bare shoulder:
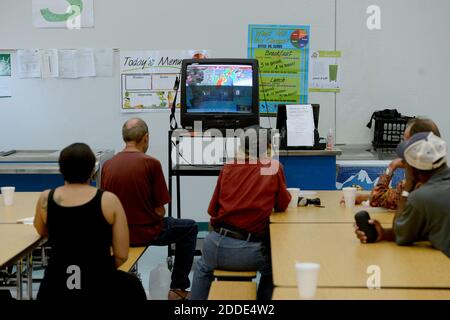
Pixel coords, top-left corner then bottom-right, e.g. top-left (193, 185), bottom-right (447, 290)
top-left (39, 189), bottom-right (51, 205)
top-left (102, 190), bottom-right (120, 203)
top-left (101, 191), bottom-right (123, 211)
top-left (100, 191), bottom-right (122, 224)
top-left (40, 189), bottom-right (51, 197)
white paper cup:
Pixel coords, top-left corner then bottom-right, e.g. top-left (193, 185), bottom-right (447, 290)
top-left (287, 188), bottom-right (300, 208)
top-left (342, 187), bottom-right (357, 208)
top-left (1, 187), bottom-right (15, 206)
top-left (295, 262), bottom-right (320, 299)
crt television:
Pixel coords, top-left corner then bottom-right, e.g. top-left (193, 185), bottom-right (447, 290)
top-left (180, 59), bottom-right (260, 131)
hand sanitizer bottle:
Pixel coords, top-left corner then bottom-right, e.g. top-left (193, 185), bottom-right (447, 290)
top-left (326, 128), bottom-right (334, 150)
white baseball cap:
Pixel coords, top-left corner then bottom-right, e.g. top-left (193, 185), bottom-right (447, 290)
top-left (396, 132), bottom-right (447, 170)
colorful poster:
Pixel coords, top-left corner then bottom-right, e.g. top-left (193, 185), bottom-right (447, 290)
top-left (120, 50), bottom-right (210, 113)
top-left (32, 0), bottom-right (94, 29)
top-left (309, 51), bottom-right (341, 92)
top-left (248, 25), bottom-right (310, 115)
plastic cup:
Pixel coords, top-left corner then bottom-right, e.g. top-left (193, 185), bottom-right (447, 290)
top-left (342, 187), bottom-right (357, 208)
top-left (287, 188), bottom-right (300, 208)
top-left (1, 187), bottom-right (15, 206)
top-left (295, 262), bottom-right (320, 299)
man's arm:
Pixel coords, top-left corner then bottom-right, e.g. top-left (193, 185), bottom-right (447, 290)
top-left (355, 174), bottom-right (409, 243)
top-left (207, 173), bottom-right (222, 217)
top-left (354, 220), bottom-right (396, 243)
top-left (369, 159), bottom-right (404, 209)
top-left (390, 165), bottom-right (426, 246)
top-left (274, 164), bottom-right (291, 212)
top-left (154, 206), bottom-right (166, 218)
top-left (150, 160), bottom-right (171, 216)
top-left (356, 164), bottom-right (420, 244)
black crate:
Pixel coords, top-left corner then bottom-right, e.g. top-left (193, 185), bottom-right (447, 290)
top-left (372, 116), bottom-right (412, 149)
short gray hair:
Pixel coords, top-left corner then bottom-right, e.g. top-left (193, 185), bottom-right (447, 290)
top-left (122, 118), bottom-right (148, 142)
top-left (239, 126), bottom-right (272, 159)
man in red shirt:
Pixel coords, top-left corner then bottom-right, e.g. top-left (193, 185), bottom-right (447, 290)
top-left (101, 118), bottom-right (198, 300)
top-left (190, 127), bottom-right (291, 300)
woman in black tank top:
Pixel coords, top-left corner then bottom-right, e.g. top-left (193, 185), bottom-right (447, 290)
top-left (34, 143), bottom-right (146, 300)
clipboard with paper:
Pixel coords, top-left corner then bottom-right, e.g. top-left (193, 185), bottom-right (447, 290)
top-left (286, 104), bottom-right (315, 147)
top-left (276, 104), bottom-right (326, 150)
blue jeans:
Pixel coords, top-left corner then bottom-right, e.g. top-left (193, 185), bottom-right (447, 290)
top-left (151, 217), bottom-right (198, 290)
top-left (190, 231), bottom-right (273, 300)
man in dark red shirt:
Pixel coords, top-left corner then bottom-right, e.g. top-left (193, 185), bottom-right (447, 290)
top-left (190, 127), bottom-right (291, 300)
top-left (101, 118), bottom-right (198, 300)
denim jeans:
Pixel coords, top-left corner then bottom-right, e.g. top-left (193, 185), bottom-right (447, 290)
top-left (190, 231), bottom-right (273, 300)
top-left (151, 217), bottom-right (198, 290)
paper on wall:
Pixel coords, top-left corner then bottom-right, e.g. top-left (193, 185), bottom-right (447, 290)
top-left (76, 48), bottom-right (96, 77)
top-left (309, 51), bottom-right (341, 92)
top-left (58, 49), bottom-right (96, 78)
top-left (286, 104), bottom-right (315, 147)
top-left (58, 49), bottom-right (78, 78)
top-left (94, 49), bottom-right (114, 77)
top-left (17, 49), bottom-right (42, 78)
top-left (39, 49), bottom-right (59, 78)
top-left (0, 77), bottom-right (12, 97)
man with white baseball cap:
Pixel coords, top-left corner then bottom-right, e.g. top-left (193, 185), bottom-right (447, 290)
top-left (355, 132), bottom-right (450, 258)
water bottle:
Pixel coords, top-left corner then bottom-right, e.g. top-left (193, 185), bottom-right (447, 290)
top-left (149, 262), bottom-right (171, 300)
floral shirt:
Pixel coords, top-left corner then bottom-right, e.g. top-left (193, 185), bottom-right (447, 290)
top-left (369, 173), bottom-right (405, 210)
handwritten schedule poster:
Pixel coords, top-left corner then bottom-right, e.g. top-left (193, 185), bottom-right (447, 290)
top-left (248, 25), bottom-right (310, 115)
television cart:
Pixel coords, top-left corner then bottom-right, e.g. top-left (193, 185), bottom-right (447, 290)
top-left (167, 130), bottom-right (223, 269)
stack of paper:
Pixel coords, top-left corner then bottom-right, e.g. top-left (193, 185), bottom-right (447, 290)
top-left (286, 104), bottom-right (315, 147)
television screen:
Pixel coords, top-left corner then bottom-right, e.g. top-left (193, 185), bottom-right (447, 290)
top-left (185, 64), bottom-right (254, 113)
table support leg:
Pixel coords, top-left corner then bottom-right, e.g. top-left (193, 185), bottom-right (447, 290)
top-left (16, 260), bottom-right (23, 300)
top-left (27, 253), bottom-right (33, 300)
top-left (176, 175), bottom-right (181, 219)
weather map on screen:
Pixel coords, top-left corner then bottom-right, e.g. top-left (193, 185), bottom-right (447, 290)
top-left (185, 64), bottom-right (253, 113)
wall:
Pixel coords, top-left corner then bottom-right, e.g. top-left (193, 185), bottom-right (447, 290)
top-left (1, 0), bottom-right (449, 222)
top-left (336, 0), bottom-right (450, 144)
